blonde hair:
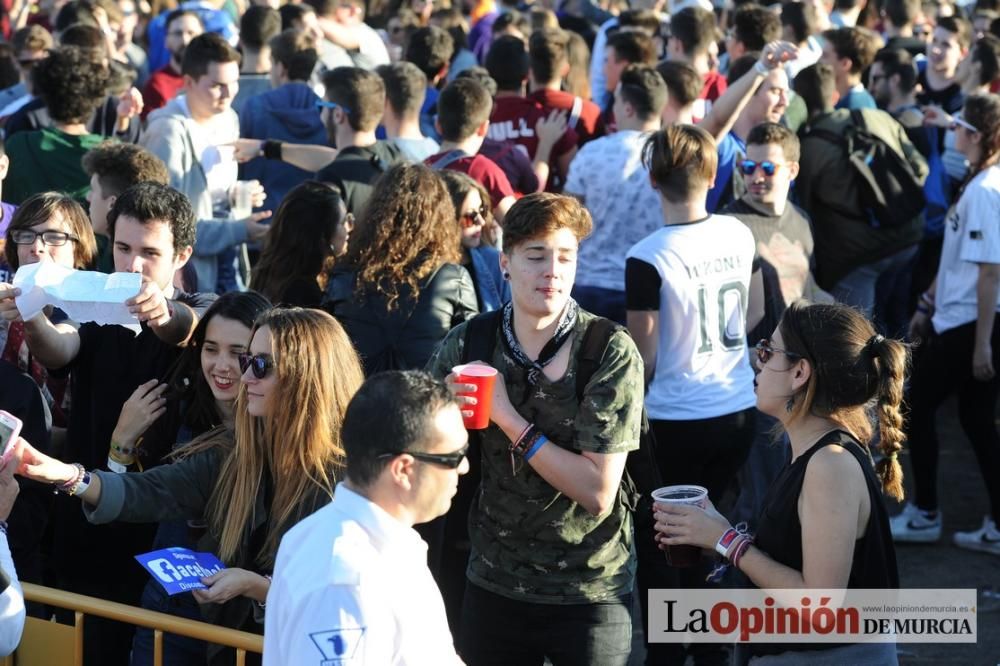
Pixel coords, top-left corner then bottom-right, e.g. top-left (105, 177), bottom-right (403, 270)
top-left (204, 307), bottom-right (365, 567)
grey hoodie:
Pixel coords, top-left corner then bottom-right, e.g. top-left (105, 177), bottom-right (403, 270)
top-left (141, 96), bottom-right (247, 293)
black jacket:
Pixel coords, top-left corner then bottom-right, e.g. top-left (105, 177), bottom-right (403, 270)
top-left (324, 263), bottom-right (479, 375)
top-left (316, 140), bottom-right (404, 216)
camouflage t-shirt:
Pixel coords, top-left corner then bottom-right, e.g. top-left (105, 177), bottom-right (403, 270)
top-left (426, 310), bottom-right (643, 604)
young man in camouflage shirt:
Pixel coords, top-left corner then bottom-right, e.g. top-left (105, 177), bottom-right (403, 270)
top-left (428, 193), bottom-right (644, 665)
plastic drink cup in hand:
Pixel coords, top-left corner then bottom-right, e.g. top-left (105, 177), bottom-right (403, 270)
top-left (452, 364), bottom-right (498, 430)
top-left (652, 485), bottom-right (709, 567)
top-left (231, 181), bottom-right (254, 220)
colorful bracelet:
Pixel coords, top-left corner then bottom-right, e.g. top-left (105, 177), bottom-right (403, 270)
top-left (731, 537), bottom-right (754, 570)
top-left (509, 424), bottom-right (537, 457)
top-left (57, 463), bottom-right (90, 496)
top-left (715, 527), bottom-right (741, 557)
top-left (523, 435), bottom-right (548, 462)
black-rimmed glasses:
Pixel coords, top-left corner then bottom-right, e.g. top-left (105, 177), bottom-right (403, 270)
top-left (379, 444), bottom-right (469, 469)
top-left (238, 352), bottom-right (275, 379)
top-left (754, 339), bottom-right (802, 366)
top-left (11, 229), bottom-right (79, 246)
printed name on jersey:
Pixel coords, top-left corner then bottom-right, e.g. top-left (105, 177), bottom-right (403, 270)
top-left (684, 253), bottom-right (749, 280)
top-left (488, 118), bottom-right (535, 142)
top-left (309, 627), bottom-right (365, 664)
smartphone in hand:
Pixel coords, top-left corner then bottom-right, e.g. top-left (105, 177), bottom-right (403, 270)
top-left (0, 411), bottom-right (22, 466)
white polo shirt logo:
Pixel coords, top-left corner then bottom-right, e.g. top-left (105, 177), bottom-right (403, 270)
top-left (309, 628), bottom-right (365, 663)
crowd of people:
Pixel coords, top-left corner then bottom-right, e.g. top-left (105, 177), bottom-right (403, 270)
top-left (0, 0), bottom-right (995, 662)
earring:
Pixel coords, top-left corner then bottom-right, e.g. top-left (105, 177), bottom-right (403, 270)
top-left (503, 272), bottom-right (510, 280)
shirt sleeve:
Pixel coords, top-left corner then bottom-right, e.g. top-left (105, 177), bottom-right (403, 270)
top-left (0, 535), bottom-right (25, 657)
top-left (572, 328), bottom-right (643, 454)
top-left (958, 182), bottom-right (1000, 265)
top-left (625, 257), bottom-right (661, 311)
top-left (563, 147), bottom-right (589, 196)
top-left (472, 158), bottom-right (515, 208)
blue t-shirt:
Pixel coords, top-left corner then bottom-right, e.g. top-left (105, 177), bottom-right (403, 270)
top-left (706, 132), bottom-right (745, 213)
top-left (836, 85), bottom-right (878, 110)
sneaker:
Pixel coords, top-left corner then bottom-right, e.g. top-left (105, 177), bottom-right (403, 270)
top-left (890, 502), bottom-right (942, 543)
top-left (953, 517), bottom-right (1000, 556)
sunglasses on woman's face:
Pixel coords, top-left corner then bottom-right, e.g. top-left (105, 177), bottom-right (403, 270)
top-left (379, 444), bottom-right (470, 469)
top-left (739, 160), bottom-right (782, 177)
top-left (460, 208), bottom-right (487, 228)
top-left (238, 352), bottom-right (274, 379)
top-left (754, 339), bottom-right (801, 366)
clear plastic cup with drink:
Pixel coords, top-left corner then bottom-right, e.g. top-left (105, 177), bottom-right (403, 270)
top-left (231, 181), bottom-right (255, 220)
top-left (452, 364), bottom-right (498, 430)
top-left (651, 485), bottom-right (708, 567)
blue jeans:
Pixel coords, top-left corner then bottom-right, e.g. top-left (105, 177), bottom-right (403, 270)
top-left (831, 245), bottom-right (918, 335)
top-left (571, 285), bottom-right (626, 325)
top-left (458, 583), bottom-right (632, 666)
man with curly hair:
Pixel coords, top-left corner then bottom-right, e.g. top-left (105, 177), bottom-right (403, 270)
top-left (4, 46), bottom-right (108, 205)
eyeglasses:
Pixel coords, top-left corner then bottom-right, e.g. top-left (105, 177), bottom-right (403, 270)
top-left (460, 208), bottom-right (487, 228)
top-left (739, 160), bottom-right (783, 177)
top-left (379, 444), bottom-right (469, 469)
top-left (316, 100), bottom-right (351, 115)
top-left (238, 352), bottom-right (275, 379)
top-left (11, 229), bottom-right (79, 246)
top-left (754, 339), bottom-right (802, 366)
top-left (951, 114), bottom-right (980, 134)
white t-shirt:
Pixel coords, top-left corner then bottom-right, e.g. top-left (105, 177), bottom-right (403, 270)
top-left (564, 130), bottom-right (663, 293)
top-left (264, 484), bottom-right (461, 666)
top-left (178, 96), bottom-right (239, 215)
top-left (933, 165), bottom-right (1000, 333)
top-left (626, 214), bottom-right (757, 420)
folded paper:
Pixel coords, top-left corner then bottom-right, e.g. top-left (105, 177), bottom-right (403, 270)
top-left (13, 262), bottom-right (142, 331)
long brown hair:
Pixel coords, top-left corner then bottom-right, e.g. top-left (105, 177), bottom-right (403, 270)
top-left (339, 162), bottom-right (460, 310)
top-left (203, 307), bottom-right (365, 567)
top-left (779, 302), bottom-right (908, 500)
top-left (962, 93), bottom-right (1000, 177)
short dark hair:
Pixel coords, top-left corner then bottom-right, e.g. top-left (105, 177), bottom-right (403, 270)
top-left (437, 77), bottom-right (492, 142)
top-left (455, 65), bottom-right (498, 96)
top-left (882, 0), bottom-right (921, 28)
top-left (656, 60), bottom-right (703, 107)
top-left (732, 4), bottom-right (782, 51)
top-left (528, 28), bottom-right (568, 85)
top-left (33, 45), bottom-right (109, 124)
top-left (823, 27), bottom-right (881, 74)
top-left (873, 47), bottom-right (918, 93)
top-left (746, 121), bottom-right (800, 162)
top-left (54, 0), bottom-right (97, 33)
top-left (668, 6), bottom-right (717, 56)
top-left (269, 28), bottom-right (318, 81)
top-left (485, 35), bottom-right (529, 92)
top-left (618, 8), bottom-right (662, 35)
top-left (13, 25), bottom-right (53, 54)
top-left (377, 61), bottom-right (427, 116)
top-left (642, 125), bottom-right (718, 204)
top-left (794, 62), bottom-right (837, 116)
top-left (278, 3), bottom-right (313, 30)
top-left (240, 5), bottom-right (281, 51)
top-left (492, 10), bottom-right (529, 36)
top-left (404, 25), bottom-right (454, 81)
top-left (322, 66), bottom-right (385, 132)
top-left (165, 8), bottom-right (203, 35)
top-left (108, 183), bottom-right (196, 255)
top-left (82, 142), bottom-right (170, 198)
top-left (972, 34), bottom-right (1000, 86)
top-left (342, 370), bottom-right (458, 487)
top-left (501, 193), bottom-right (592, 253)
top-left (618, 64), bottom-right (668, 121)
top-left (181, 32), bottom-right (240, 79)
top-left (606, 29), bottom-right (656, 65)
top-left (727, 52), bottom-right (760, 85)
top-left (59, 24), bottom-right (103, 49)
top-left (781, 1), bottom-right (820, 44)
top-left (937, 15), bottom-right (973, 49)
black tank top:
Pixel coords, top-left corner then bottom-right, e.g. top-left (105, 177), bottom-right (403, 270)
top-left (751, 430), bottom-right (900, 657)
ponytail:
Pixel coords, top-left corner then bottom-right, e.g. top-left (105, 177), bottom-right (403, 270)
top-left (869, 335), bottom-right (909, 501)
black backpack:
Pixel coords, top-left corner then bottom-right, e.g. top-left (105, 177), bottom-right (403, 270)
top-left (804, 109), bottom-right (926, 229)
top-left (460, 310), bottom-right (661, 514)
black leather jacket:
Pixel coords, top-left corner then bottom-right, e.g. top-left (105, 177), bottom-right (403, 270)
top-left (324, 263), bottom-right (479, 375)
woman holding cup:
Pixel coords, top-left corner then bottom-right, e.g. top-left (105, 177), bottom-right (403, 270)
top-left (653, 301), bottom-right (905, 663)
top-left (427, 193), bottom-right (644, 665)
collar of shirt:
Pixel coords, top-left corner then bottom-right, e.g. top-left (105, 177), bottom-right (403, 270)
top-left (332, 483), bottom-right (428, 559)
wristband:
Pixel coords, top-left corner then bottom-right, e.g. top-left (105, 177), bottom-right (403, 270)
top-left (510, 424), bottom-right (537, 457)
top-left (262, 140), bottom-right (283, 160)
top-left (731, 537), bottom-right (754, 570)
top-left (57, 464), bottom-right (91, 496)
top-left (715, 527), bottom-right (740, 557)
top-left (523, 435), bottom-right (548, 462)
top-left (916, 304), bottom-right (930, 314)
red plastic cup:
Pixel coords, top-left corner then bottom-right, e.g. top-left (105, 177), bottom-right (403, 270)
top-left (652, 485), bottom-right (709, 567)
top-left (453, 364), bottom-right (498, 430)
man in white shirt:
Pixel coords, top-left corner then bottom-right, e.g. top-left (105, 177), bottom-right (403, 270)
top-left (265, 371), bottom-right (467, 665)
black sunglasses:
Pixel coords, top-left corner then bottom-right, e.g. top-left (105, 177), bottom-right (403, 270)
top-left (380, 444), bottom-right (469, 469)
top-left (754, 339), bottom-right (801, 366)
top-left (238, 352), bottom-right (274, 379)
top-left (740, 160), bottom-right (782, 177)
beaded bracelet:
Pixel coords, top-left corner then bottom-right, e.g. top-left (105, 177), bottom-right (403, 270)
top-left (57, 463), bottom-right (87, 496)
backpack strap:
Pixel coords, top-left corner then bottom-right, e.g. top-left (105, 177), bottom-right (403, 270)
top-left (569, 96), bottom-right (584, 130)
top-left (429, 149), bottom-right (470, 171)
top-left (460, 309), bottom-right (503, 364)
top-left (574, 316), bottom-right (620, 400)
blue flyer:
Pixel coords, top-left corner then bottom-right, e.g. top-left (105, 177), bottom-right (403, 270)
top-left (135, 547), bottom-right (227, 596)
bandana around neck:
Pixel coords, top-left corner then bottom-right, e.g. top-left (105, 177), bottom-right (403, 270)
top-left (500, 299), bottom-right (579, 386)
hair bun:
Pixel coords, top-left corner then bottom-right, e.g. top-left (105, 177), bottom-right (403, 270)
top-left (867, 334), bottom-right (885, 351)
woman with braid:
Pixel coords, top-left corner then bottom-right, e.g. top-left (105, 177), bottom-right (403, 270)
top-left (656, 301), bottom-right (906, 663)
top-left (894, 93), bottom-right (1000, 554)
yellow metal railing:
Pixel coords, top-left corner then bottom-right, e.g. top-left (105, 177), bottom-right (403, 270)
top-left (0, 582), bottom-right (263, 666)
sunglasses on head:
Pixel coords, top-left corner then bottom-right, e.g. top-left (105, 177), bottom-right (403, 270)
top-left (950, 114), bottom-right (980, 134)
top-left (315, 99), bottom-right (351, 115)
top-left (238, 352), bottom-right (274, 379)
top-left (380, 443), bottom-right (469, 469)
top-left (754, 339), bottom-right (801, 366)
top-left (740, 160), bottom-right (782, 176)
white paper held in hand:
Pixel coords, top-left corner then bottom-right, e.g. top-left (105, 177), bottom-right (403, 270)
top-left (12, 262), bottom-right (143, 332)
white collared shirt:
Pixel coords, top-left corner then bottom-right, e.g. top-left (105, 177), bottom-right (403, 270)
top-left (264, 483), bottom-right (461, 665)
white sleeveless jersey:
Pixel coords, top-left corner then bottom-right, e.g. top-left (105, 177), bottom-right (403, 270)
top-left (627, 214), bottom-right (757, 420)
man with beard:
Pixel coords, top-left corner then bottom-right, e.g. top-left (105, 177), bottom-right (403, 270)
top-left (142, 9), bottom-right (203, 119)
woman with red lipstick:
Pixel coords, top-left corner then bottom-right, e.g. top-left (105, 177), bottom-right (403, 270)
top-left (15, 307), bottom-right (366, 666)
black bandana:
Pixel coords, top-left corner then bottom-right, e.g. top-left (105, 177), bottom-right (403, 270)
top-left (500, 299), bottom-right (579, 386)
